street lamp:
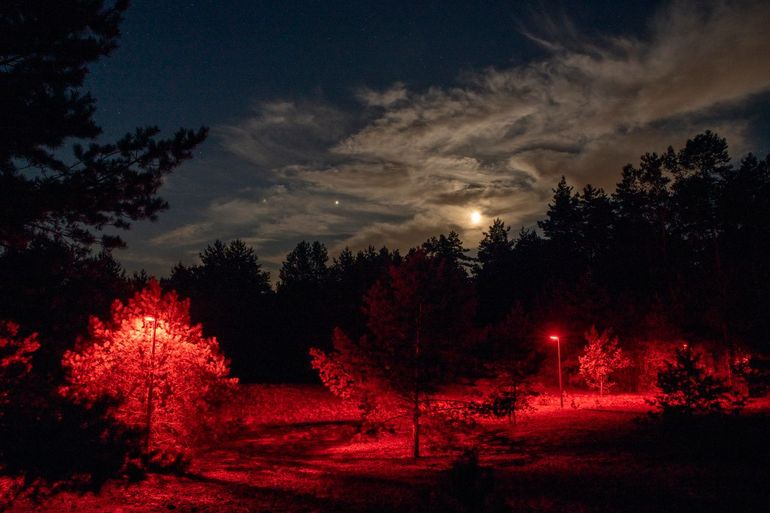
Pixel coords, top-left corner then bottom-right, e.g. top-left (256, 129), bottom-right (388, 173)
top-left (143, 315), bottom-right (158, 453)
top-left (549, 335), bottom-right (564, 409)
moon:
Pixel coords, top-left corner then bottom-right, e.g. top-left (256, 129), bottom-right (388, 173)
top-left (470, 210), bottom-right (482, 225)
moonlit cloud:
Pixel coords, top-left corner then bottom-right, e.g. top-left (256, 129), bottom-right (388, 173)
top-left (146, 0), bottom-right (770, 276)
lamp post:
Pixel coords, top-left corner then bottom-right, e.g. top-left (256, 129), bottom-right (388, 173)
top-left (549, 335), bottom-right (564, 409)
top-left (144, 315), bottom-right (158, 453)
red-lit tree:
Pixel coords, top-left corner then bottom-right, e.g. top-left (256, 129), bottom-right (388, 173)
top-left (312, 250), bottom-right (478, 457)
top-left (578, 326), bottom-right (629, 396)
top-left (653, 345), bottom-right (745, 416)
top-left (62, 280), bottom-right (237, 454)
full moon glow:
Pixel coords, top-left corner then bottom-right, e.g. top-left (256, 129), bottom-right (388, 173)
top-left (470, 210), bottom-right (482, 225)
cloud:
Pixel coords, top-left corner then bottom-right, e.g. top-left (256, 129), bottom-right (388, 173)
top-left (147, 0), bottom-right (770, 276)
top-left (216, 100), bottom-right (352, 168)
top-left (149, 222), bottom-right (214, 247)
top-left (355, 82), bottom-right (409, 108)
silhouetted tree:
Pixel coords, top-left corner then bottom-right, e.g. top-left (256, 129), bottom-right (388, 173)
top-left (474, 219), bottom-right (516, 324)
top-left (328, 245), bottom-right (401, 337)
top-left (274, 241), bottom-right (333, 381)
top-left (0, 240), bottom-right (132, 372)
top-left (422, 231), bottom-right (473, 268)
top-left (0, 0), bottom-right (207, 251)
top-left (577, 184), bottom-right (613, 264)
top-left (278, 240), bottom-right (330, 291)
top-left (166, 240), bottom-right (272, 381)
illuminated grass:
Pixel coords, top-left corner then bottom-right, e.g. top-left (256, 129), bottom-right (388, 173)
top-left (6, 385), bottom-right (769, 513)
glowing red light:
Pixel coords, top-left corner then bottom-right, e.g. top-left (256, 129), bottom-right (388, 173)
top-left (144, 315), bottom-right (156, 322)
top-left (549, 335), bottom-right (559, 341)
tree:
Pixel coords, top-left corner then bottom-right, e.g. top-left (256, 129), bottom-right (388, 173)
top-left (278, 240), bottom-right (329, 291)
top-left (578, 326), bottom-right (629, 396)
top-left (273, 240), bottom-right (335, 381)
top-left (312, 251), bottom-right (478, 457)
top-left (474, 219), bottom-right (516, 323)
top-left (538, 176), bottom-right (586, 287)
top-left (1, 321), bottom-right (138, 498)
top-left (652, 345), bottom-right (744, 417)
top-left (61, 280), bottom-right (237, 454)
top-left (166, 240), bottom-right (272, 381)
top-left (310, 328), bottom-right (381, 426)
top-left (422, 231), bottom-right (473, 268)
top-left (328, 245), bottom-right (401, 337)
top-left (0, 0), bottom-right (207, 250)
top-left (538, 176), bottom-right (582, 248)
top-left (577, 184), bottom-right (613, 264)
top-left (479, 307), bottom-right (542, 424)
top-left (0, 239), bottom-right (132, 371)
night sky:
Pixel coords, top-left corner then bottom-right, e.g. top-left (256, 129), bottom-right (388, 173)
top-left (85, 0), bottom-right (770, 276)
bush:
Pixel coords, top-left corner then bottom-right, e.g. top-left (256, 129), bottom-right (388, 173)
top-left (651, 346), bottom-right (745, 417)
top-left (1, 321), bottom-right (141, 502)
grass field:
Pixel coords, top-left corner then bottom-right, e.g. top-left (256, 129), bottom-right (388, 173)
top-left (5, 386), bottom-right (770, 512)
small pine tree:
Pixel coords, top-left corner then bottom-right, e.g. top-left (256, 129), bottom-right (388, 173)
top-left (310, 328), bottom-right (381, 426)
top-left (653, 345), bottom-right (745, 416)
top-left (578, 326), bottom-right (629, 396)
top-left (311, 251), bottom-right (478, 457)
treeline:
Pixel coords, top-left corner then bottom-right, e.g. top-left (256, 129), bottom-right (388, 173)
top-left (4, 131), bottom-right (767, 384)
top-left (166, 130), bottom-right (770, 382)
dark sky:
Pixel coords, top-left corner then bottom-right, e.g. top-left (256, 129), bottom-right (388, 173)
top-left (85, 0), bottom-right (770, 277)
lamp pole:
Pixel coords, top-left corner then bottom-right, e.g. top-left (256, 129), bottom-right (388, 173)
top-left (144, 315), bottom-right (158, 453)
top-left (549, 335), bottom-right (564, 409)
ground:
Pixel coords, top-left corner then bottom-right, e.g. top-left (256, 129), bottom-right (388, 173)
top-left (4, 386), bottom-right (770, 512)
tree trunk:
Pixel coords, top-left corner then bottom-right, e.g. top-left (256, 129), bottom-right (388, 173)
top-left (413, 303), bottom-right (422, 459)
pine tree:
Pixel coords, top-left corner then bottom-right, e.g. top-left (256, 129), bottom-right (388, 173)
top-left (0, 0), bottom-right (207, 250)
top-left (653, 345), bottom-right (744, 416)
top-left (312, 251), bottom-right (478, 458)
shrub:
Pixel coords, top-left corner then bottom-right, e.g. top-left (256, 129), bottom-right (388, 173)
top-left (651, 346), bottom-right (745, 417)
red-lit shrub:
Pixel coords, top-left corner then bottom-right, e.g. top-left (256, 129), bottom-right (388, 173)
top-left (61, 280), bottom-right (237, 455)
top-left (652, 346), bottom-right (745, 416)
top-left (310, 328), bottom-right (381, 427)
top-left (578, 326), bottom-right (629, 395)
top-left (0, 321), bottom-right (39, 402)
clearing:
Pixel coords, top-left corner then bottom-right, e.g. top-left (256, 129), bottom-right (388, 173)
top-left (5, 386), bottom-right (769, 512)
